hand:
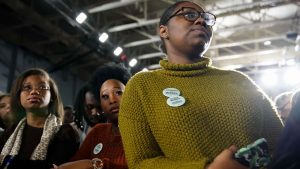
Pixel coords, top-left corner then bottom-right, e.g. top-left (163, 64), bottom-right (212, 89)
top-left (206, 145), bottom-right (249, 169)
top-left (51, 164), bottom-right (58, 169)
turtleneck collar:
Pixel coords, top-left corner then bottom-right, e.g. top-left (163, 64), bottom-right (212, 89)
top-left (158, 57), bottom-right (212, 77)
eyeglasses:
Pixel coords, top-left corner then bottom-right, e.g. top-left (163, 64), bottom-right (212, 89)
top-left (21, 84), bottom-right (50, 93)
top-left (166, 7), bottom-right (216, 26)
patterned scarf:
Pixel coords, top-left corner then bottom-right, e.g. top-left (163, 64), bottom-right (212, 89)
top-left (1, 114), bottom-right (61, 160)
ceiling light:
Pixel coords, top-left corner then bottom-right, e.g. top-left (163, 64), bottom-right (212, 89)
top-left (113, 47), bottom-right (123, 56)
top-left (263, 41), bottom-right (271, 46)
top-left (129, 58), bottom-right (138, 67)
top-left (142, 68), bottom-right (148, 72)
top-left (76, 12), bottom-right (87, 24)
top-left (99, 33), bottom-right (108, 43)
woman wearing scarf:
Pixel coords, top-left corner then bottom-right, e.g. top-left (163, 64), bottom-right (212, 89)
top-left (0, 68), bottom-right (80, 169)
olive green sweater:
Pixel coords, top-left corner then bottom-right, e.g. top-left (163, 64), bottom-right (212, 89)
top-left (119, 57), bottom-right (283, 169)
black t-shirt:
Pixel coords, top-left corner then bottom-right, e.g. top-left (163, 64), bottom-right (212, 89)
top-left (19, 124), bottom-right (43, 159)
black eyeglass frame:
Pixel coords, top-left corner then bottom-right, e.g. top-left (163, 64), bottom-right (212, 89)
top-left (165, 7), bottom-right (216, 26)
top-left (21, 84), bottom-right (50, 93)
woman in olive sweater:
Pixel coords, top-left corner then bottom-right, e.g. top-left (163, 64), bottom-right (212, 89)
top-left (118, 1), bottom-right (283, 169)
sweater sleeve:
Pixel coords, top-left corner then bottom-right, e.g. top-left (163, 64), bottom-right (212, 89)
top-left (119, 75), bottom-right (209, 169)
top-left (7, 124), bottom-right (80, 169)
top-left (242, 75), bottom-right (283, 152)
top-left (71, 125), bottom-right (96, 161)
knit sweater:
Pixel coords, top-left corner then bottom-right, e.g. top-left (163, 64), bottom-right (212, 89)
top-left (119, 57), bottom-right (283, 169)
top-left (71, 123), bottom-right (127, 169)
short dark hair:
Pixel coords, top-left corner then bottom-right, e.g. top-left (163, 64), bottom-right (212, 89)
top-left (159, 1), bottom-right (191, 26)
top-left (0, 93), bottom-right (11, 129)
top-left (64, 105), bottom-right (74, 111)
top-left (159, 1), bottom-right (193, 53)
top-left (0, 93), bottom-right (10, 102)
top-left (88, 62), bottom-right (131, 103)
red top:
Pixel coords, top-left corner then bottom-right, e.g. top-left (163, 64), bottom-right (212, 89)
top-left (71, 123), bottom-right (128, 169)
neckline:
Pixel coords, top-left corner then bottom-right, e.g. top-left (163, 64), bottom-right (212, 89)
top-left (158, 57), bottom-right (212, 77)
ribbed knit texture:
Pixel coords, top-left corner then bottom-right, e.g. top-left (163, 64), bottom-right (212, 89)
top-left (71, 123), bottom-right (127, 169)
top-left (119, 57), bottom-right (283, 169)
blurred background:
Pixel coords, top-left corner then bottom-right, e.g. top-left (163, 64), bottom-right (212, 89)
top-left (0, 0), bottom-right (299, 105)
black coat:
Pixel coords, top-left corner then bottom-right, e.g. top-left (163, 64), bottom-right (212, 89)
top-left (269, 95), bottom-right (300, 169)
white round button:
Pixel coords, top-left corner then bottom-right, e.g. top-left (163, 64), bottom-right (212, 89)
top-left (93, 143), bottom-right (103, 155)
top-left (167, 96), bottom-right (186, 107)
top-left (163, 88), bottom-right (180, 97)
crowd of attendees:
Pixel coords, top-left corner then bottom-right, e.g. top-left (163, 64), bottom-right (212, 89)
top-left (0, 1), bottom-right (299, 169)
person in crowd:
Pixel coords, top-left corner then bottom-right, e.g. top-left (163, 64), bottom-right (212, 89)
top-left (74, 84), bottom-right (105, 132)
top-left (55, 62), bottom-right (131, 169)
top-left (63, 105), bottom-right (86, 145)
top-left (118, 1), bottom-right (283, 169)
top-left (63, 105), bottom-right (75, 124)
top-left (269, 90), bottom-right (300, 169)
top-left (0, 94), bottom-right (14, 132)
top-left (274, 91), bottom-right (293, 124)
top-left (73, 84), bottom-right (105, 143)
top-left (0, 93), bottom-right (20, 151)
top-left (0, 68), bottom-right (80, 169)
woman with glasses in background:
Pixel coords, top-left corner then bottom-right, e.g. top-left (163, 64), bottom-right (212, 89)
top-left (119, 1), bottom-right (283, 169)
top-left (0, 68), bottom-right (79, 169)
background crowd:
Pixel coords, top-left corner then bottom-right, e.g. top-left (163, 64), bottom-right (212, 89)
top-left (0, 1), bottom-right (299, 169)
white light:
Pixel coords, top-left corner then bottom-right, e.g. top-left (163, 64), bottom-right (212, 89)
top-left (264, 41), bottom-right (271, 46)
top-left (261, 71), bottom-right (278, 87)
top-left (142, 68), bottom-right (148, 72)
top-left (113, 47), bottom-right (123, 56)
top-left (76, 12), bottom-right (87, 24)
top-left (286, 59), bottom-right (296, 66)
top-left (221, 64), bottom-right (243, 70)
top-left (284, 68), bottom-right (300, 85)
top-left (129, 58), bottom-right (138, 67)
top-left (212, 25), bottom-right (218, 32)
top-left (278, 59), bottom-right (286, 66)
top-left (99, 33), bottom-right (108, 43)
top-left (295, 44), bottom-right (300, 52)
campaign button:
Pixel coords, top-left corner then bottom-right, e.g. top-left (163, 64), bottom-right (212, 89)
top-left (167, 96), bottom-right (185, 107)
top-left (163, 88), bottom-right (180, 97)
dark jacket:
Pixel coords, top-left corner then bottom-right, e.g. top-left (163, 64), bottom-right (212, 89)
top-left (4, 124), bottom-right (80, 169)
top-left (269, 95), bottom-right (300, 169)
